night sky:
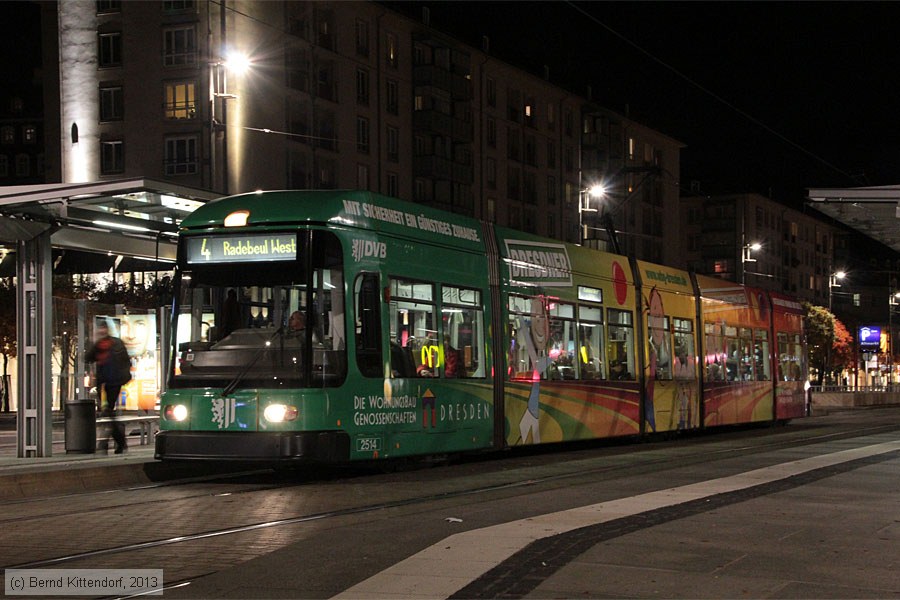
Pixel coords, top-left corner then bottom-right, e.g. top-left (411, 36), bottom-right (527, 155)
top-left (385, 1), bottom-right (900, 205)
top-left (3, 1), bottom-right (898, 205)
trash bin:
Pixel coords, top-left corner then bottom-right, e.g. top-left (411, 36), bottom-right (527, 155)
top-left (65, 398), bottom-right (96, 454)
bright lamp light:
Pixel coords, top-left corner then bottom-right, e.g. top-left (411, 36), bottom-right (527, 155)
top-left (588, 184), bottom-right (606, 198)
top-left (224, 51), bottom-right (251, 75)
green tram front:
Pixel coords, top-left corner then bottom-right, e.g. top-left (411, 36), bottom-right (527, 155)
top-left (155, 228), bottom-right (352, 460)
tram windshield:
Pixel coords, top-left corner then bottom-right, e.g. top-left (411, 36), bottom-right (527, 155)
top-left (169, 231), bottom-right (346, 389)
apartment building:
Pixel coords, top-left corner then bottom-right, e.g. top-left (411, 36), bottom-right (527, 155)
top-left (682, 192), bottom-right (840, 304)
top-left (43, 0), bottom-right (681, 253)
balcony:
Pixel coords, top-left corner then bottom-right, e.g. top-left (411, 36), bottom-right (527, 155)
top-left (413, 110), bottom-right (473, 142)
top-left (413, 65), bottom-right (471, 98)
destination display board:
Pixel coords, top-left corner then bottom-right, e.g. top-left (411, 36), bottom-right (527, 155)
top-left (185, 234), bottom-right (298, 264)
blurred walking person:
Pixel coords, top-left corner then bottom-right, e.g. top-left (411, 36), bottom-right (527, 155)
top-left (86, 320), bottom-right (132, 453)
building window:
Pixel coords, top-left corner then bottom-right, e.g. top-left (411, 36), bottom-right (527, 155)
top-left (524, 135), bottom-right (536, 166)
top-left (14, 154), bottom-right (30, 177)
top-left (486, 117), bottom-right (496, 147)
top-left (100, 86), bottom-right (124, 121)
top-left (163, 26), bottom-right (196, 66)
top-left (564, 146), bottom-right (574, 173)
top-left (508, 206), bottom-right (521, 230)
top-left (287, 101), bottom-right (310, 143)
top-left (99, 33), bottom-right (122, 67)
top-left (564, 108), bottom-right (574, 137)
top-left (414, 179), bottom-right (426, 202)
top-left (386, 79), bottom-right (399, 115)
top-left (96, 0), bottom-right (121, 13)
top-left (506, 128), bottom-right (520, 161)
top-left (316, 9), bottom-right (335, 51)
top-left (387, 172), bottom-right (399, 197)
top-left (288, 151), bottom-right (309, 188)
top-left (547, 213), bottom-right (556, 238)
top-left (547, 141), bottom-right (556, 168)
top-left (357, 164), bottom-right (369, 190)
top-left (164, 82), bottom-right (195, 119)
top-left (487, 197), bottom-right (496, 221)
top-left (386, 33), bottom-right (398, 68)
top-left (486, 78), bottom-right (496, 107)
top-left (486, 157), bottom-right (496, 189)
top-left (356, 69), bottom-right (369, 105)
top-left (507, 166), bottom-right (520, 201)
top-left (317, 111), bottom-right (336, 151)
top-left (285, 48), bottom-right (308, 92)
top-left (317, 61), bottom-right (337, 102)
top-left (0, 155), bottom-right (8, 177)
top-left (355, 19), bottom-right (369, 56)
top-left (318, 158), bottom-right (336, 189)
top-left (547, 103), bottom-right (555, 129)
top-left (23, 126), bottom-right (36, 144)
top-left (164, 136), bottom-right (197, 175)
top-left (548, 176), bottom-right (556, 204)
top-left (0, 127), bottom-right (12, 145)
top-left (523, 171), bottom-right (536, 204)
top-left (100, 140), bottom-right (124, 174)
top-left (162, 0), bottom-right (193, 10)
top-left (387, 126), bottom-right (399, 162)
top-left (356, 117), bottom-right (369, 154)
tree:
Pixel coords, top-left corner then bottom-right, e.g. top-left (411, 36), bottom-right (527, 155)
top-left (803, 303), bottom-right (854, 384)
top-left (0, 279), bottom-right (15, 412)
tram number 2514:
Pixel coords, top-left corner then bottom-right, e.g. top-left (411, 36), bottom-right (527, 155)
top-left (356, 437), bottom-right (382, 452)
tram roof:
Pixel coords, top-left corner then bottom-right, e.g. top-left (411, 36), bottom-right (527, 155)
top-left (181, 190), bottom-right (486, 250)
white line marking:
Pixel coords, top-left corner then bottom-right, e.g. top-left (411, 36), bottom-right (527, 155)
top-left (332, 440), bottom-right (900, 600)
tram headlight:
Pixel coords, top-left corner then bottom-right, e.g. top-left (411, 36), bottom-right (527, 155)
top-left (164, 404), bottom-right (189, 422)
top-left (264, 403), bottom-right (299, 423)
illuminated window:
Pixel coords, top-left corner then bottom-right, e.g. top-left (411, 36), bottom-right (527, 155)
top-left (100, 86), bottom-right (123, 121)
top-left (23, 126), bottom-right (36, 144)
top-left (163, 26), bottom-right (196, 66)
top-left (100, 140), bottom-right (124, 174)
top-left (386, 33), bottom-right (398, 68)
top-left (164, 136), bottom-right (197, 175)
top-left (164, 82), bottom-right (195, 119)
top-left (98, 33), bottom-right (122, 67)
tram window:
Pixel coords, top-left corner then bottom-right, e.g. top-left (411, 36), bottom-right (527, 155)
top-left (648, 313), bottom-right (671, 381)
top-left (440, 286), bottom-right (484, 378)
top-left (355, 273), bottom-right (383, 378)
top-left (738, 328), bottom-right (753, 381)
top-left (777, 332), bottom-right (803, 381)
top-left (508, 294), bottom-right (552, 381)
top-left (389, 278), bottom-right (437, 377)
top-left (672, 318), bottom-right (694, 379)
top-left (606, 308), bottom-right (635, 381)
top-left (170, 230), bottom-right (347, 389)
top-left (578, 305), bottom-right (605, 380)
top-left (724, 325), bottom-right (740, 382)
top-left (704, 322), bottom-right (726, 382)
top-left (754, 329), bottom-right (770, 381)
top-left (547, 301), bottom-right (576, 380)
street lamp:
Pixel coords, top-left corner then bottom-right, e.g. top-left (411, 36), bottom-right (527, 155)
top-left (209, 50), bottom-right (251, 194)
top-left (741, 241), bottom-right (761, 285)
top-left (889, 291), bottom-right (900, 387)
top-left (828, 270), bottom-right (846, 311)
top-left (579, 184), bottom-right (606, 245)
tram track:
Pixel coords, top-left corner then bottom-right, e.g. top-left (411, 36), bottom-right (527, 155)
top-left (7, 417), bottom-right (900, 571)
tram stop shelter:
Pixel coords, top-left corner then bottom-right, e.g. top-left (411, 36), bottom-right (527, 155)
top-left (807, 185), bottom-right (900, 253)
top-left (0, 178), bottom-right (217, 457)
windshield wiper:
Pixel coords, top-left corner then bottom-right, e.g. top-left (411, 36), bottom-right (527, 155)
top-left (221, 326), bottom-right (284, 397)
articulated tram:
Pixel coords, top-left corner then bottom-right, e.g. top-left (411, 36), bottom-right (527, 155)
top-left (155, 190), bottom-right (807, 461)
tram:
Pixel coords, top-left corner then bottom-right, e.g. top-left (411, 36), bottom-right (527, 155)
top-left (155, 190), bottom-right (807, 461)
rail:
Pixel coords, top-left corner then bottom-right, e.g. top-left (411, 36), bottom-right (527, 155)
top-left (96, 415), bottom-right (159, 446)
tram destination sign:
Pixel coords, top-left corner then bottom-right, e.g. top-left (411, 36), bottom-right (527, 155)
top-left (185, 234), bottom-right (298, 264)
